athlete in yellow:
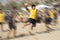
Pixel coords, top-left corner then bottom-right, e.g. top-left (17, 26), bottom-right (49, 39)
top-left (49, 9), bottom-right (58, 25)
top-left (43, 8), bottom-right (54, 31)
top-left (0, 9), bottom-right (5, 33)
top-left (0, 13), bottom-right (5, 23)
top-left (23, 4), bottom-right (37, 30)
top-left (29, 8), bottom-right (37, 20)
top-left (49, 10), bottom-right (55, 19)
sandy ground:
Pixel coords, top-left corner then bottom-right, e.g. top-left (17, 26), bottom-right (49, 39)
top-left (0, 16), bottom-right (60, 40)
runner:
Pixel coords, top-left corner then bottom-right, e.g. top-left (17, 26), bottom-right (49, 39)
top-left (0, 9), bottom-right (5, 38)
top-left (19, 12), bottom-right (24, 23)
top-left (7, 7), bottom-right (18, 38)
top-left (52, 8), bottom-right (58, 25)
top-left (23, 3), bottom-right (44, 33)
top-left (43, 8), bottom-right (54, 31)
top-left (49, 9), bottom-right (55, 24)
top-left (23, 3), bottom-right (42, 32)
top-left (0, 9), bottom-right (5, 31)
top-left (47, 8), bottom-right (58, 25)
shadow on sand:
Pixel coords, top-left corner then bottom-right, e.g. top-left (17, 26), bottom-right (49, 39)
top-left (1, 28), bottom-right (60, 40)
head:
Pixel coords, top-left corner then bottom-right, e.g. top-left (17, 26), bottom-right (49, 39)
top-left (31, 4), bottom-right (36, 9)
top-left (12, 6), bottom-right (17, 10)
top-left (24, 2), bottom-right (28, 7)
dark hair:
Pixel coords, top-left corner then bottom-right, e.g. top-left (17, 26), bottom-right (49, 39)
top-left (31, 4), bottom-right (36, 7)
top-left (12, 6), bottom-right (17, 9)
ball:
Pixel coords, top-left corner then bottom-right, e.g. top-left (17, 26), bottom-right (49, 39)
top-left (24, 3), bottom-right (28, 7)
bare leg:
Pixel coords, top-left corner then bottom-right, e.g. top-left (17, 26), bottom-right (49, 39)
top-left (31, 26), bottom-right (34, 30)
top-left (54, 20), bottom-right (57, 25)
top-left (31, 24), bottom-right (36, 30)
top-left (7, 29), bottom-right (17, 38)
top-left (1, 24), bottom-right (3, 31)
top-left (45, 23), bottom-right (51, 30)
top-left (7, 29), bottom-right (12, 38)
top-left (23, 22), bottom-right (31, 28)
top-left (13, 29), bottom-right (16, 37)
top-left (45, 23), bottom-right (54, 31)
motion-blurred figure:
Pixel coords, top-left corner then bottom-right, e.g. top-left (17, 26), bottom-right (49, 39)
top-left (0, 9), bottom-right (5, 38)
top-left (43, 8), bottom-right (54, 31)
top-left (7, 7), bottom-right (18, 38)
top-left (19, 12), bottom-right (24, 23)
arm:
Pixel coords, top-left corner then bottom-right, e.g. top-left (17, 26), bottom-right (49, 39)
top-left (24, 3), bottom-right (29, 12)
top-left (12, 10), bottom-right (17, 25)
top-left (25, 6), bottom-right (30, 12)
top-left (37, 9), bottom-right (44, 16)
top-left (24, 6), bottom-right (30, 16)
top-left (13, 14), bottom-right (16, 25)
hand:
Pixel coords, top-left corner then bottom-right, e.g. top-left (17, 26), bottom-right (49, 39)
top-left (24, 3), bottom-right (28, 7)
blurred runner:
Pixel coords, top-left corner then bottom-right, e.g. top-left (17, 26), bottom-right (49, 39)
top-left (0, 9), bottom-right (5, 38)
top-left (43, 8), bottom-right (54, 31)
top-left (52, 8), bottom-right (58, 25)
top-left (7, 7), bottom-right (18, 38)
top-left (19, 12), bottom-right (24, 23)
top-left (49, 9), bottom-right (55, 23)
top-left (23, 3), bottom-right (37, 33)
top-left (23, 3), bottom-right (42, 33)
top-left (48, 8), bottom-right (58, 25)
top-left (23, 3), bottom-right (37, 30)
top-left (0, 9), bottom-right (5, 31)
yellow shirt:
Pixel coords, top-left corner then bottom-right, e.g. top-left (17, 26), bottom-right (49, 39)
top-left (29, 8), bottom-right (37, 20)
top-left (49, 10), bottom-right (55, 18)
top-left (19, 12), bottom-right (23, 18)
top-left (0, 13), bottom-right (5, 22)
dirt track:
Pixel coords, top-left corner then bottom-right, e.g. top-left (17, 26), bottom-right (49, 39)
top-left (0, 16), bottom-right (60, 40)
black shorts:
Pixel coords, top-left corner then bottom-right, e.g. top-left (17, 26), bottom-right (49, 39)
top-left (28, 18), bottom-right (36, 26)
top-left (54, 14), bottom-right (58, 20)
top-left (44, 18), bottom-right (52, 24)
top-left (8, 22), bottom-right (16, 30)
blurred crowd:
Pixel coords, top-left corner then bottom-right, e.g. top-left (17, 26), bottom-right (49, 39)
top-left (0, 3), bottom-right (60, 39)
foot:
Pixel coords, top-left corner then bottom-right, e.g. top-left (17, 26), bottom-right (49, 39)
top-left (47, 28), bottom-right (54, 31)
top-left (28, 31), bottom-right (34, 35)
